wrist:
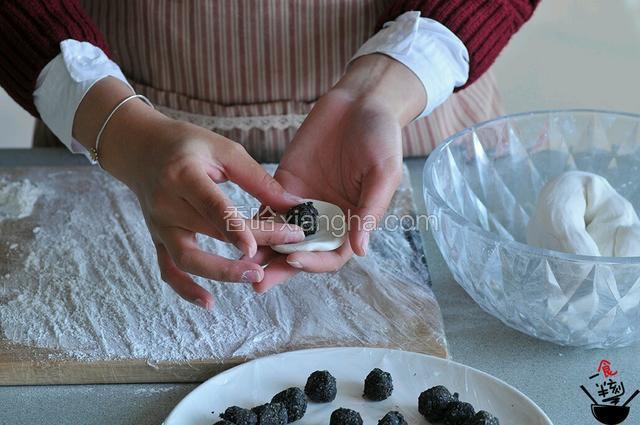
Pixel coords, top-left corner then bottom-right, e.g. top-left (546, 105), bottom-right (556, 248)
top-left (334, 54), bottom-right (426, 126)
top-left (98, 98), bottom-right (169, 188)
top-left (72, 77), bottom-right (167, 186)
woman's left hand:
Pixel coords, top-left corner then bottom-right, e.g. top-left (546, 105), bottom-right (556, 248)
top-left (247, 54), bottom-right (427, 291)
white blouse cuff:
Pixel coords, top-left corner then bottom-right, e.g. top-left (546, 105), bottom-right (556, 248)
top-left (33, 39), bottom-right (132, 161)
top-left (351, 11), bottom-right (470, 119)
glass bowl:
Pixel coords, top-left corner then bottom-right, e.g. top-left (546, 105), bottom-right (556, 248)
top-left (423, 110), bottom-right (640, 348)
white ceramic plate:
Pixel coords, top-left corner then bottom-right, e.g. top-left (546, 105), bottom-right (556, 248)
top-left (164, 347), bottom-right (553, 425)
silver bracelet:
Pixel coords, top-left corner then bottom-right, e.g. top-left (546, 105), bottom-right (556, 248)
top-left (90, 94), bottom-right (154, 165)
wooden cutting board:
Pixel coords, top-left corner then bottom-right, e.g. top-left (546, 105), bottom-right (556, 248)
top-left (0, 166), bottom-right (446, 385)
top-left (0, 342), bottom-right (446, 386)
top-left (0, 342), bottom-right (240, 385)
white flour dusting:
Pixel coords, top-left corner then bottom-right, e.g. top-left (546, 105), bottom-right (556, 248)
top-left (133, 385), bottom-right (186, 396)
top-left (0, 167), bottom-right (442, 363)
top-left (0, 178), bottom-right (42, 221)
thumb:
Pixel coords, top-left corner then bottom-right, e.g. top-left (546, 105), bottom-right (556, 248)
top-left (350, 164), bottom-right (402, 256)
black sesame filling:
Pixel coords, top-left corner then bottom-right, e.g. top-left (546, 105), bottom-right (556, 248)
top-left (285, 202), bottom-right (319, 236)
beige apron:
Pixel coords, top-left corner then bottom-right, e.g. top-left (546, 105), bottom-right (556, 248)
top-left (37, 0), bottom-right (503, 160)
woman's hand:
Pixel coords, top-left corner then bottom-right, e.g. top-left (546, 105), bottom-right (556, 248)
top-left (73, 78), bottom-right (305, 309)
top-left (249, 54), bottom-right (427, 292)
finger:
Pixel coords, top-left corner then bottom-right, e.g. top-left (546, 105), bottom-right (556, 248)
top-left (181, 168), bottom-right (258, 257)
top-left (155, 243), bottom-right (214, 309)
top-left (285, 240), bottom-right (353, 273)
top-left (155, 199), bottom-right (305, 246)
top-left (240, 245), bottom-right (278, 266)
top-left (150, 199), bottom-right (229, 241)
top-left (148, 197), bottom-right (199, 228)
top-left (253, 255), bottom-right (300, 293)
top-left (240, 247), bottom-right (300, 293)
top-left (187, 218), bottom-right (304, 245)
top-left (350, 164), bottom-right (402, 256)
top-left (249, 220), bottom-right (305, 246)
top-left (222, 144), bottom-right (304, 212)
top-left (159, 227), bottom-right (264, 283)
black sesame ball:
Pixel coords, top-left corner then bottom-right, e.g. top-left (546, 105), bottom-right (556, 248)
top-left (418, 385), bottom-right (456, 421)
top-left (464, 411), bottom-right (500, 425)
top-left (271, 387), bottom-right (307, 422)
top-left (220, 406), bottom-right (258, 425)
top-left (443, 401), bottom-right (476, 425)
top-left (251, 403), bottom-right (289, 425)
top-left (304, 370), bottom-right (337, 402)
top-left (285, 202), bottom-right (319, 236)
top-left (329, 408), bottom-right (363, 425)
top-left (214, 420), bottom-right (236, 425)
top-left (251, 404), bottom-right (269, 417)
top-left (377, 411), bottom-right (407, 425)
top-left (363, 368), bottom-right (393, 401)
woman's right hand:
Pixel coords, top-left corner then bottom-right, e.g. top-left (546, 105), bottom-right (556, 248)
top-left (73, 78), bottom-right (305, 309)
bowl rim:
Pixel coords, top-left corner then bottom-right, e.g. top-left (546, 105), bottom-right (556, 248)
top-left (423, 108), bottom-right (640, 265)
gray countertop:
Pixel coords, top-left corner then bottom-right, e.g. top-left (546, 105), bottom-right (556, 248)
top-left (1, 150), bottom-right (639, 425)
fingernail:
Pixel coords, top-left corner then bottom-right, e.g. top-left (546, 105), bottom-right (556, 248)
top-left (287, 259), bottom-right (303, 269)
top-left (241, 269), bottom-right (263, 283)
top-left (194, 298), bottom-right (210, 310)
top-left (285, 192), bottom-right (305, 204)
top-left (286, 230), bottom-right (306, 243)
top-left (361, 232), bottom-right (370, 256)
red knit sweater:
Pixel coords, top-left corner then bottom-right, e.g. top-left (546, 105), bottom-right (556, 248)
top-left (0, 0), bottom-right (540, 118)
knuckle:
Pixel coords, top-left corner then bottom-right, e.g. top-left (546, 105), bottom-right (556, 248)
top-left (330, 263), bottom-right (342, 273)
top-left (202, 194), bottom-right (225, 215)
top-left (261, 173), bottom-right (282, 195)
top-left (228, 142), bottom-right (248, 157)
top-left (216, 263), bottom-right (236, 281)
top-left (265, 232), bottom-right (279, 245)
top-left (251, 173), bottom-right (282, 202)
top-left (160, 156), bottom-right (193, 185)
top-left (226, 264), bottom-right (239, 280)
top-left (173, 250), bottom-right (192, 271)
top-left (259, 234), bottom-right (275, 246)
